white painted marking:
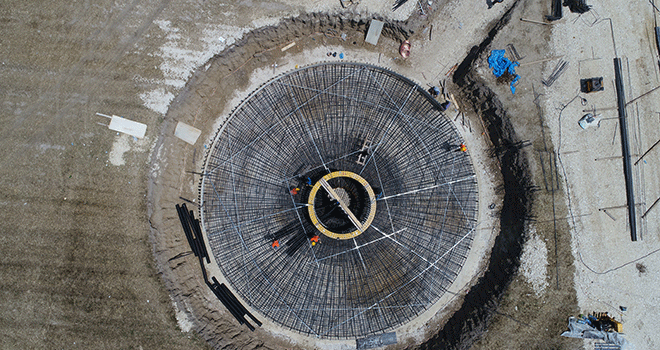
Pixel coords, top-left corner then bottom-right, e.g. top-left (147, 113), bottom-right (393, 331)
top-left (108, 134), bottom-right (131, 166)
top-left (138, 88), bottom-right (175, 115)
top-left (171, 297), bottom-right (193, 332)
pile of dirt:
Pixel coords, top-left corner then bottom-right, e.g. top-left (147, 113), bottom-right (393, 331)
top-left (187, 9), bottom-right (422, 78)
top-left (420, 79), bottom-right (534, 350)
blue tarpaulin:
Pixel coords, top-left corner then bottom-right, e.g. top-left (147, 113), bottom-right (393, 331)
top-left (488, 49), bottom-right (520, 94)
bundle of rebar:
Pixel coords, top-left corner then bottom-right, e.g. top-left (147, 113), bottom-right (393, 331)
top-left (542, 59), bottom-right (569, 87)
top-left (506, 43), bottom-right (523, 61)
top-left (392, 0), bottom-right (408, 11)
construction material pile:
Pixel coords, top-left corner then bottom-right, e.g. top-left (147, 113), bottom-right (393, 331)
top-left (561, 313), bottom-right (631, 349)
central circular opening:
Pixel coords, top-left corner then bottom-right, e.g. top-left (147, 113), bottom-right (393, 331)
top-left (307, 171), bottom-right (377, 240)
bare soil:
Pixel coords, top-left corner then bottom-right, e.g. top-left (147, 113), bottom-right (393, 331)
top-left (151, 1), bottom-right (582, 349)
top-left (1, 0), bottom-right (597, 349)
top-left (415, 3), bottom-right (579, 349)
top-left (443, 2), bottom-right (582, 349)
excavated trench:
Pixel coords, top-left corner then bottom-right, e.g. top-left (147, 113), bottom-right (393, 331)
top-left (155, 2), bottom-right (533, 348)
top-left (419, 3), bottom-right (535, 349)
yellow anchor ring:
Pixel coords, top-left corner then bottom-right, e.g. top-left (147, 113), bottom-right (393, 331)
top-left (307, 171), bottom-right (377, 240)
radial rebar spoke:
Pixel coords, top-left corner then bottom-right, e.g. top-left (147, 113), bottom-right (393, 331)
top-left (378, 175), bottom-right (476, 201)
top-left (372, 156), bottom-right (396, 234)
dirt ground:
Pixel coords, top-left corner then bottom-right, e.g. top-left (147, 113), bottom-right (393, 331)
top-left (2, 0), bottom-right (659, 349)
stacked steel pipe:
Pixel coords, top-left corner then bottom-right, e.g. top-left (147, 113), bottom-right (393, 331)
top-left (176, 203), bottom-right (261, 330)
top-left (208, 277), bottom-right (262, 331)
top-left (176, 203), bottom-right (210, 262)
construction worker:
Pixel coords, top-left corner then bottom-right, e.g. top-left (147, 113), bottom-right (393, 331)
top-left (310, 235), bottom-right (319, 246)
top-left (289, 187), bottom-right (299, 195)
top-left (428, 86), bottom-right (440, 97)
top-left (459, 143), bottom-right (467, 152)
top-left (272, 240), bottom-right (280, 249)
top-left (440, 101), bottom-right (451, 111)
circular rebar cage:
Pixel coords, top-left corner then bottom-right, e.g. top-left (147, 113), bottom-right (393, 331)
top-left (200, 62), bottom-right (478, 339)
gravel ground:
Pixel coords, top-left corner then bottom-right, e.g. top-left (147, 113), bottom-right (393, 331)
top-left (542, 2), bottom-right (660, 349)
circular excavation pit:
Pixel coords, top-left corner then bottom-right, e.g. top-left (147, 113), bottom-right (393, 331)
top-left (200, 62), bottom-right (479, 339)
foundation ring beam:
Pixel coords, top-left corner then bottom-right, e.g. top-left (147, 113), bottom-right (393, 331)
top-left (199, 62), bottom-right (479, 339)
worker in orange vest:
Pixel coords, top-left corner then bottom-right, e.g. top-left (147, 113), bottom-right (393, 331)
top-left (310, 235), bottom-right (319, 246)
top-left (272, 240), bottom-right (280, 248)
top-left (459, 143), bottom-right (467, 152)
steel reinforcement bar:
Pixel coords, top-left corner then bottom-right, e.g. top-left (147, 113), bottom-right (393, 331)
top-left (614, 58), bottom-right (637, 241)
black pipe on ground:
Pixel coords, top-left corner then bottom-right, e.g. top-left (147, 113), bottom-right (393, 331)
top-left (197, 253), bottom-right (209, 282)
top-left (189, 213), bottom-right (210, 263)
top-left (184, 207), bottom-right (206, 259)
top-left (176, 204), bottom-right (199, 256)
top-left (176, 203), bottom-right (260, 331)
top-left (212, 278), bottom-right (246, 318)
top-left (217, 281), bottom-right (262, 327)
top-left (546, 0), bottom-right (562, 21)
top-left (655, 27), bottom-right (660, 58)
top-left (614, 58), bottom-right (638, 241)
top-left (208, 281), bottom-right (252, 329)
top-left (191, 217), bottom-right (210, 263)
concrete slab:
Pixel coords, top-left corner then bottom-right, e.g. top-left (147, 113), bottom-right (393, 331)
top-left (108, 115), bottom-right (147, 139)
top-left (174, 122), bottom-right (202, 145)
top-left (365, 20), bottom-right (384, 46)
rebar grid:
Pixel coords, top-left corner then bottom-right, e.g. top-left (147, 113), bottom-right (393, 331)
top-left (200, 63), bottom-right (478, 339)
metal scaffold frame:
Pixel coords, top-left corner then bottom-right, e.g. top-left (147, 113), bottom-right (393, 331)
top-left (199, 62), bottom-right (479, 339)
